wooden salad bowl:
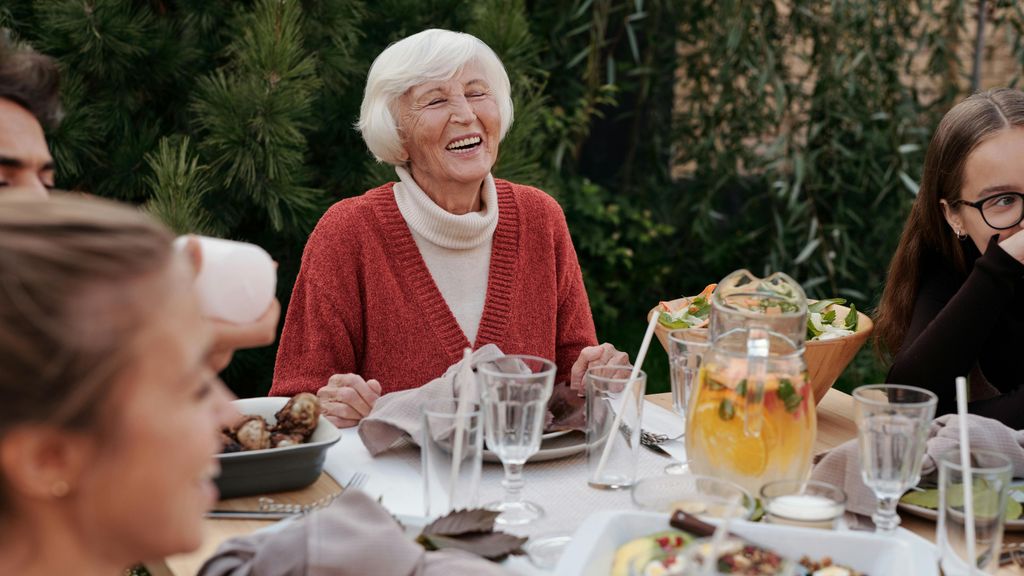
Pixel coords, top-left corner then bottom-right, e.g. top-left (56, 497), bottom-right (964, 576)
top-left (648, 300), bottom-right (873, 406)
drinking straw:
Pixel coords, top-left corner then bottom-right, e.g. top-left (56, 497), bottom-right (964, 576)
top-left (449, 347), bottom-right (474, 507)
top-left (703, 495), bottom-right (740, 576)
top-left (594, 312), bottom-right (660, 480)
top-left (956, 376), bottom-right (978, 575)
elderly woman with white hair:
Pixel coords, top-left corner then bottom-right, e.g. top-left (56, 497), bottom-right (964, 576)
top-left (271, 29), bottom-right (628, 427)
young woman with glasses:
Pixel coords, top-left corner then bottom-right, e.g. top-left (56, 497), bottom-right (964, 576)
top-left (875, 88), bottom-right (1024, 426)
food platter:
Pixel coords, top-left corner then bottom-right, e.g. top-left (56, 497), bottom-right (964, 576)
top-left (556, 510), bottom-right (939, 576)
top-left (482, 430), bottom-right (586, 464)
top-left (216, 397), bottom-right (342, 499)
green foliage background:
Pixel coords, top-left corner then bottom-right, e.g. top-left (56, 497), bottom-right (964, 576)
top-left (4, 0), bottom-right (1024, 396)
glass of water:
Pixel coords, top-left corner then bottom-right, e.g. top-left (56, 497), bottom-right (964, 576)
top-left (666, 328), bottom-right (710, 474)
top-left (477, 354), bottom-right (556, 526)
top-left (937, 450), bottom-right (1012, 575)
top-left (853, 384), bottom-right (937, 534)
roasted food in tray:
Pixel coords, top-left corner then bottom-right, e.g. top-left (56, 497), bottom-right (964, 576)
top-left (221, 393), bottom-right (320, 453)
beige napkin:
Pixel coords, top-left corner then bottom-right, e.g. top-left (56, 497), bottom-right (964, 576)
top-left (811, 413), bottom-right (1024, 517)
top-left (358, 344), bottom-right (505, 456)
top-left (198, 489), bottom-right (511, 576)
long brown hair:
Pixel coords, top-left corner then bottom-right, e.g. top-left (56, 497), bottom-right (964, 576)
top-left (0, 193), bottom-right (174, 511)
top-left (875, 88), bottom-right (1024, 358)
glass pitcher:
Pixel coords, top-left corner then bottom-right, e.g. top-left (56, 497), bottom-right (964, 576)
top-left (685, 270), bottom-right (816, 495)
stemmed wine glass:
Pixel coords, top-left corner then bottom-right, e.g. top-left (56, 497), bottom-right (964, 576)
top-left (477, 354), bottom-right (556, 526)
top-left (853, 384), bottom-right (937, 534)
top-left (666, 328), bottom-right (710, 475)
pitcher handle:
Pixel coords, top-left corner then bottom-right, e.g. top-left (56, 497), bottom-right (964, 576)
top-left (743, 327), bottom-right (769, 438)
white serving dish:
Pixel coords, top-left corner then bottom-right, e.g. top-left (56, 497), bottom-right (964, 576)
top-left (555, 510), bottom-right (939, 576)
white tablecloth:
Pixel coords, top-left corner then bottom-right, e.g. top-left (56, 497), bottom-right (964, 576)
top-left (323, 401), bottom-right (687, 574)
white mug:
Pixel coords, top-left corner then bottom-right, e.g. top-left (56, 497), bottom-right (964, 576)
top-left (174, 235), bottom-right (276, 324)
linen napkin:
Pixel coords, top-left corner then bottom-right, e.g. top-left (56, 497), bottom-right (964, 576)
top-left (358, 344), bottom-right (505, 455)
top-left (197, 489), bottom-right (511, 576)
top-left (811, 413), bottom-right (1024, 517)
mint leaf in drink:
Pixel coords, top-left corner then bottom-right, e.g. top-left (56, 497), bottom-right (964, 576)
top-left (776, 379), bottom-right (803, 413)
top-left (718, 398), bottom-right (736, 420)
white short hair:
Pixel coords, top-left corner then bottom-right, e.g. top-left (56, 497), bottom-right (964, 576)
top-left (358, 29), bottom-right (514, 166)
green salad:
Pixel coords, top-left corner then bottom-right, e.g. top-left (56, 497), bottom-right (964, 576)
top-left (806, 298), bottom-right (859, 341)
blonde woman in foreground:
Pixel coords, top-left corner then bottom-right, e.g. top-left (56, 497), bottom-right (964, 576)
top-left (0, 193), bottom-right (508, 576)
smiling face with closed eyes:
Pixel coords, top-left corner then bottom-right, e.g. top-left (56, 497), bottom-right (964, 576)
top-left (396, 60), bottom-right (501, 213)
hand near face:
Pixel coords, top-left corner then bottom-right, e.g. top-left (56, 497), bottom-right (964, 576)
top-left (570, 343), bottom-right (632, 393)
top-left (206, 299), bottom-right (281, 372)
top-left (317, 374), bottom-right (383, 428)
top-left (997, 223), bottom-right (1024, 264)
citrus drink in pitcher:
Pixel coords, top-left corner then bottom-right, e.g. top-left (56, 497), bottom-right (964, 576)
top-left (686, 354), bottom-right (816, 495)
top-left (686, 270), bottom-right (816, 495)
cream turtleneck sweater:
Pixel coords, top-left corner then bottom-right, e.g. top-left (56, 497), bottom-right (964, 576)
top-left (393, 166), bottom-right (498, 345)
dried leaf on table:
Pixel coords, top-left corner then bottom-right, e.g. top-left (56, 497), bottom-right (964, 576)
top-left (421, 508), bottom-right (501, 536)
top-left (416, 508), bottom-right (528, 562)
top-left (417, 532), bottom-right (527, 562)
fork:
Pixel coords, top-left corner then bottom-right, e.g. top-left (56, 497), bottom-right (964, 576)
top-left (999, 541), bottom-right (1024, 567)
top-left (617, 423), bottom-right (673, 457)
top-left (641, 429), bottom-right (684, 445)
top-left (258, 471), bottom-right (369, 513)
top-left (206, 472), bottom-right (370, 519)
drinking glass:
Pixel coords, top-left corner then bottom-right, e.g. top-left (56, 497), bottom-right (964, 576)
top-left (477, 354), bottom-right (556, 526)
top-left (760, 479), bottom-right (846, 530)
top-left (937, 450), bottom-right (1012, 575)
top-left (853, 384), bottom-right (937, 534)
top-left (586, 365), bottom-right (645, 489)
top-left (421, 400), bottom-right (483, 517)
top-left (666, 328), bottom-right (710, 475)
top-left (631, 474), bottom-right (755, 519)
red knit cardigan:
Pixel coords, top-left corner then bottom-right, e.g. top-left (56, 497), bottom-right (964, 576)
top-left (270, 179), bottom-right (598, 396)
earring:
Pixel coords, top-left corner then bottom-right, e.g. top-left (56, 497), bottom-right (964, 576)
top-left (50, 480), bottom-right (69, 498)
top-left (956, 229), bottom-right (968, 241)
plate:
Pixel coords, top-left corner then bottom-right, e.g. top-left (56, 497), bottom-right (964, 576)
top-left (555, 510), bottom-right (939, 576)
top-left (898, 481), bottom-right (1024, 531)
top-left (483, 430), bottom-right (586, 463)
top-left (542, 429), bottom-right (574, 440)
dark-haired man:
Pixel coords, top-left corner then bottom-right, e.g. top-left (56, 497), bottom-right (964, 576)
top-left (0, 42), bottom-right (59, 197)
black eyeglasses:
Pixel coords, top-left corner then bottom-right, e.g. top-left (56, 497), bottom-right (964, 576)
top-left (951, 192), bottom-right (1024, 230)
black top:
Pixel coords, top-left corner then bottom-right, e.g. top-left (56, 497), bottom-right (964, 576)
top-left (888, 235), bottom-right (1024, 427)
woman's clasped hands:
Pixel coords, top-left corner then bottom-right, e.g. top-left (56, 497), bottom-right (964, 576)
top-left (318, 374), bottom-right (383, 428)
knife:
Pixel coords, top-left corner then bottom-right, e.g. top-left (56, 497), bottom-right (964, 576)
top-left (205, 510), bottom-right (298, 520)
